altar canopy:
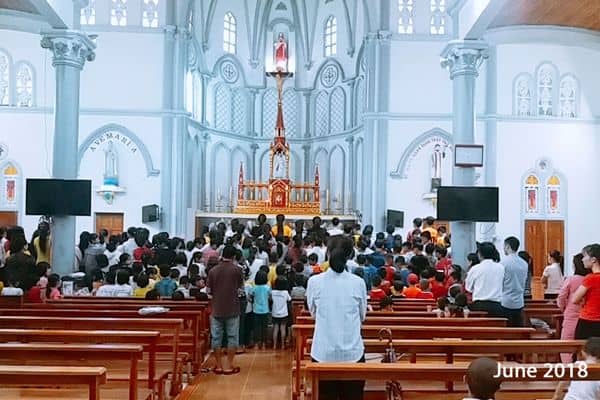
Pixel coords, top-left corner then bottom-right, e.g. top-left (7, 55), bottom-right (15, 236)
top-left (235, 71), bottom-right (321, 215)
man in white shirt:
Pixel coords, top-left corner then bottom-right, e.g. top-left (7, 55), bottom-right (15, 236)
top-left (327, 217), bottom-right (344, 237)
top-left (306, 237), bottom-right (326, 264)
top-left (117, 227), bottom-right (138, 256)
top-left (465, 242), bottom-right (505, 317)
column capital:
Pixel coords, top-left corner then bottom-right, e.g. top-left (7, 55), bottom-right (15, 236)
top-left (41, 30), bottom-right (96, 69)
top-left (250, 143), bottom-right (259, 152)
top-left (302, 144), bottom-right (311, 152)
top-left (345, 135), bottom-right (355, 144)
top-left (440, 40), bottom-right (488, 79)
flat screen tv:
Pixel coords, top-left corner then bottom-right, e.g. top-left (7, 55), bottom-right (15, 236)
top-left (436, 186), bottom-right (499, 222)
top-left (142, 204), bottom-right (159, 223)
top-left (386, 209), bottom-right (404, 228)
top-left (26, 179), bottom-right (91, 216)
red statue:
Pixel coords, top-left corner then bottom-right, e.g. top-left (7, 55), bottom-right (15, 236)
top-left (274, 32), bottom-right (288, 72)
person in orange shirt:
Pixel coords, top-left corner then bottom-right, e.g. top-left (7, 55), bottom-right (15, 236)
top-left (308, 253), bottom-right (321, 274)
top-left (422, 216), bottom-right (438, 244)
top-left (402, 273), bottom-right (422, 298)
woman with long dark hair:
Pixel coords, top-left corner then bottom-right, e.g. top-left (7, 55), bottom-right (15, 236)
top-left (33, 222), bottom-right (51, 265)
top-left (542, 250), bottom-right (564, 299)
top-left (306, 235), bottom-right (367, 400)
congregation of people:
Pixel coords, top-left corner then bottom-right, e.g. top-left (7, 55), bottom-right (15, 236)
top-left (1, 213), bottom-right (599, 399)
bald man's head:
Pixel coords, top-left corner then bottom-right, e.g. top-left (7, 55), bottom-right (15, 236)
top-left (466, 358), bottom-right (501, 399)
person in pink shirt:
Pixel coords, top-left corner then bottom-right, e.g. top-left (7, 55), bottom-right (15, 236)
top-left (557, 253), bottom-right (589, 362)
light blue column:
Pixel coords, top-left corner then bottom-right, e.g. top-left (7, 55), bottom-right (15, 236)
top-left (248, 88), bottom-right (257, 137)
top-left (345, 135), bottom-right (355, 212)
top-left (441, 40), bottom-right (488, 267)
top-left (250, 143), bottom-right (259, 181)
top-left (160, 25), bottom-right (176, 232)
top-left (301, 91), bottom-right (312, 138)
top-left (302, 144), bottom-right (311, 187)
top-left (483, 46), bottom-right (498, 243)
top-left (41, 30), bottom-right (95, 277)
top-left (199, 132), bottom-right (209, 210)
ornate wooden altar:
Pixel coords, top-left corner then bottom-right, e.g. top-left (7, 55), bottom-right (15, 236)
top-left (235, 71), bottom-right (321, 215)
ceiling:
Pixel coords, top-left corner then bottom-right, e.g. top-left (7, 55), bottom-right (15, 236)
top-left (489, 0), bottom-right (600, 32)
top-left (0, 0), bottom-right (40, 15)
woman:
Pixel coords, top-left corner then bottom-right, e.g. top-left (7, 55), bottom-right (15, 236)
top-left (557, 254), bottom-right (588, 362)
top-left (32, 222), bottom-right (51, 265)
top-left (541, 250), bottom-right (564, 299)
top-left (306, 235), bottom-right (366, 400)
top-left (573, 243), bottom-right (600, 339)
top-left (518, 251), bottom-right (534, 300)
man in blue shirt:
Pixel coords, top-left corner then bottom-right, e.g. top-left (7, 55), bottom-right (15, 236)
top-left (501, 236), bottom-right (529, 327)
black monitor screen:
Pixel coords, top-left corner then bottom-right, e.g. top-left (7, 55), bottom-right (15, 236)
top-left (437, 186), bottom-right (499, 222)
top-left (62, 180), bottom-right (91, 216)
top-left (26, 179), bottom-right (91, 216)
top-left (142, 204), bottom-right (159, 223)
top-left (26, 179), bottom-right (61, 215)
top-left (386, 209), bottom-right (404, 228)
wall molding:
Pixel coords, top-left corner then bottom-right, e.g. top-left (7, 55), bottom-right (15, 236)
top-left (0, 106), bottom-right (190, 117)
top-left (485, 25), bottom-right (600, 52)
top-left (363, 112), bottom-right (600, 125)
top-left (78, 123), bottom-right (160, 177)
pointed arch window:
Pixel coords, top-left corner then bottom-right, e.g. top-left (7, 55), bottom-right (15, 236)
top-left (80, 0), bottom-right (96, 25)
top-left (537, 64), bottom-right (555, 116)
top-left (524, 174), bottom-right (539, 214)
top-left (324, 16), bottom-right (337, 57)
top-left (0, 50), bottom-right (9, 105)
top-left (142, 0), bottom-right (159, 28)
top-left (15, 63), bottom-right (33, 107)
top-left (559, 76), bottom-right (577, 118)
top-left (223, 12), bottom-right (237, 54)
top-left (110, 0), bottom-right (127, 26)
top-left (1, 163), bottom-right (19, 208)
top-left (430, 0), bottom-right (446, 35)
top-left (398, 0), bottom-right (414, 34)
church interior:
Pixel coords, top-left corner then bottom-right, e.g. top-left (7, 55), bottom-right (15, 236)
top-left (1, 0), bottom-right (600, 399)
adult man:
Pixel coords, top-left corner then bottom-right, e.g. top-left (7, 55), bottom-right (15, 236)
top-left (206, 245), bottom-right (244, 375)
top-left (465, 242), bottom-right (505, 317)
top-left (117, 227), bottom-right (138, 256)
top-left (501, 236), bottom-right (529, 327)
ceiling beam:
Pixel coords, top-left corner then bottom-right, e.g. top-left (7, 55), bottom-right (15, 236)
top-left (456, 0), bottom-right (509, 40)
top-left (29, 0), bottom-right (72, 29)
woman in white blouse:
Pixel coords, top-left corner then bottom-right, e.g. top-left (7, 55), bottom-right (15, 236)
top-left (542, 250), bottom-right (564, 300)
top-left (306, 235), bottom-right (367, 400)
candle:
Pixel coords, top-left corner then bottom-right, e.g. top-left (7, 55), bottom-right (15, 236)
top-left (229, 186), bottom-right (233, 201)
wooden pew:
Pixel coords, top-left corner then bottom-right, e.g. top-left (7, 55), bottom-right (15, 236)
top-left (292, 324), bottom-right (536, 399)
top-left (296, 315), bottom-right (507, 327)
top-left (0, 365), bottom-right (107, 400)
top-left (299, 309), bottom-right (488, 318)
top-left (0, 295), bottom-right (22, 308)
top-left (0, 329), bottom-right (160, 390)
top-left (0, 343), bottom-right (143, 400)
top-left (305, 363), bottom-right (600, 400)
top-left (0, 308), bottom-right (203, 373)
top-left (0, 316), bottom-right (183, 397)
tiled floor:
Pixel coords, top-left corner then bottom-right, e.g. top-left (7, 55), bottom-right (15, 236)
top-left (188, 349), bottom-right (293, 400)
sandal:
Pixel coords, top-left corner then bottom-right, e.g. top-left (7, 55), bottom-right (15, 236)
top-left (223, 366), bottom-right (241, 375)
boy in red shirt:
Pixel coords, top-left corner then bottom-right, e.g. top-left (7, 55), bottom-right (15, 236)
top-left (369, 276), bottom-right (387, 301)
top-left (383, 255), bottom-right (396, 282)
top-left (431, 270), bottom-right (448, 300)
top-left (434, 246), bottom-right (452, 277)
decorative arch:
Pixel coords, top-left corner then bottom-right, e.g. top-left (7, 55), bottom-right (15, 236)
top-left (209, 142), bottom-right (231, 208)
top-left (312, 58), bottom-right (346, 89)
top-left (230, 145), bottom-right (251, 181)
top-left (328, 144), bottom-right (346, 210)
top-left (521, 158), bottom-right (567, 219)
top-left (262, 88), bottom-right (278, 136)
top-left (0, 159), bottom-right (22, 211)
top-left (283, 88), bottom-right (298, 136)
top-left (390, 127), bottom-right (453, 178)
top-left (558, 73), bottom-right (579, 118)
top-left (259, 148), bottom-right (271, 182)
top-left (0, 47), bottom-right (13, 106)
top-left (354, 76), bottom-right (365, 125)
top-left (267, 17), bottom-right (295, 31)
top-left (512, 72), bottom-right (533, 116)
top-left (535, 62), bottom-right (559, 116)
top-left (330, 87), bottom-right (346, 133)
top-left (232, 89), bottom-right (247, 135)
top-left (213, 83), bottom-right (232, 131)
top-left (78, 123), bottom-right (159, 177)
top-left (211, 54), bottom-right (247, 86)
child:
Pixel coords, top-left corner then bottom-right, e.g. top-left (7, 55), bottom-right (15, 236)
top-left (379, 296), bottom-right (394, 312)
top-left (378, 267), bottom-right (391, 294)
top-left (383, 255), bottom-right (396, 282)
top-left (114, 269), bottom-right (133, 297)
top-left (133, 273), bottom-right (152, 298)
top-left (46, 273), bottom-right (62, 300)
top-left (271, 277), bottom-right (291, 349)
top-left (268, 252), bottom-right (279, 287)
top-left (463, 357), bottom-right (501, 400)
top-left (369, 276), bottom-right (387, 301)
top-left (554, 337), bottom-right (600, 400)
top-left (431, 270), bottom-right (447, 300)
top-left (154, 265), bottom-right (178, 297)
top-left (177, 276), bottom-right (191, 298)
top-left (395, 256), bottom-right (410, 285)
top-left (171, 253), bottom-right (188, 278)
top-left (291, 274), bottom-right (307, 299)
top-left (249, 270), bottom-right (271, 349)
top-left (146, 266), bottom-right (159, 286)
top-left (402, 273), bottom-right (422, 298)
top-left (308, 253), bottom-right (321, 274)
top-left (416, 279), bottom-right (434, 299)
top-left (390, 281), bottom-right (405, 298)
top-left (1, 276), bottom-right (23, 296)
